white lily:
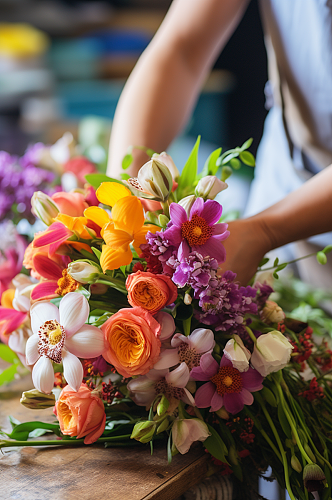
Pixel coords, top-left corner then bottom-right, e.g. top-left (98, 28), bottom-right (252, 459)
top-left (26, 292), bottom-right (105, 394)
top-left (172, 418), bottom-right (210, 454)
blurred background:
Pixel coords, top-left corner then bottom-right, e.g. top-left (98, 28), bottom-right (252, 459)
top-left (0, 0), bottom-right (268, 216)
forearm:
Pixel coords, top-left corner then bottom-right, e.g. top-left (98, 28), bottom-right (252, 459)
top-left (107, 0), bottom-right (249, 178)
top-left (255, 165), bottom-right (332, 251)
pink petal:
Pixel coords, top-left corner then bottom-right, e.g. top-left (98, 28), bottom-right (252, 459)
top-left (25, 334), bottom-right (40, 365)
top-left (33, 222), bottom-right (72, 255)
top-left (65, 325), bottom-right (105, 358)
top-left (153, 349), bottom-right (180, 370)
top-left (155, 311), bottom-right (176, 341)
top-left (166, 362), bottom-right (189, 388)
top-left (0, 307), bottom-right (27, 336)
top-left (30, 301), bottom-right (60, 335)
top-left (223, 392), bottom-right (244, 414)
top-left (31, 281), bottom-right (59, 302)
top-left (62, 349), bottom-right (83, 392)
top-left (195, 237), bottom-right (227, 264)
top-left (127, 376), bottom-right (155, 393)
top-left (178, 240), bottom-right (190, 260)
top-left (189, 328), bottom-right (215, 353)
top-left (32, 356), bottom-right (54, 394)
top-left (32, 253), bottom-right (63, 281)
top-left (242, 367), bottom-right (264, 392)
top-left (212, 223), bottom-right (229, 235)
top-left (220, 356), bottom-right (233, 368)
top-left (146, 368), bottom-right (168, 380)
top-left (169, 203), bottom-right (187, 226)
top-left (59, 292), bottom-right (89, 338)
top-left (195, 382), bottom-right (216, 408)
top-left (171, 333), bottom-right (187, 348)
top-left (189, 197), bottom-right (204, 218)
top-left (240, 388), bottom-right (254, 406)
top-left (200, 352), bottom-right (219, 377)
top-left (211, 229), bottom-right (230, 242)
top-left (210, 390), bottom-right (224, 412)
top-left (200, 199), bottom-right (223, 225)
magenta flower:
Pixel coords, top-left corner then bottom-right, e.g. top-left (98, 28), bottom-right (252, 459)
top-left (191, 353), bottom-right (263, 414)
top-left (162, 198), bottom-right (229, 264)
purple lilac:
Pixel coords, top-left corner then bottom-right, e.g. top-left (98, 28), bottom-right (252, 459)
top-left (253, 281), bottom-right (274, 309)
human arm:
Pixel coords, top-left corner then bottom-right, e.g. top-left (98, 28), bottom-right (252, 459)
top-left (221, 165), bottom-right (332, 284)
top-left (107, 0), bottom-right (249, 178)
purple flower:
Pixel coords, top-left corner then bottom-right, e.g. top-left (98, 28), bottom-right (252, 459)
top-left (162, 198), bottom-right (229, 264)
top-left (171, 252), bottom-right (219, 289)
top-left (253, 281), bottom-right (274, 309)
top-left (191, 352), bottom-right (263, 414)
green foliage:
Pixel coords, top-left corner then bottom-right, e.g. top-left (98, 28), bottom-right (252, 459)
top-left (198, 147), bottom-right (222, 179)
top-left (122, 153), bottom-right (133, 170)
top-left (0, 344), bottom-right (19, 364)
top-left (176, 136), bottom-right (201, 198)
top-left (85, 173), bottom-right (125, 190)
top-left (204, 424), bottom-right (229, 464)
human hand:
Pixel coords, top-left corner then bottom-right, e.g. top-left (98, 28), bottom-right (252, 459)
top-left (220, 217), bottom-right (272, 285)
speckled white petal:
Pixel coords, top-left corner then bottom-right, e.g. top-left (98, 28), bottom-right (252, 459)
top-left (59, 293), bottom-right (89, 338)
top-left (30, 301), bottom-right (59, 335)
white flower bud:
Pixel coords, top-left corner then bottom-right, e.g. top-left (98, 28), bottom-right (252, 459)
top-left (152, 152), bottom-right (180, 180)
top-left (138, 158), bottom-right (173, 202)
top-left (260, 300), bottom-right (285, 324)
top-left (251, 331), bottom-right (293, 377)
top-left (195, 175), bottom-right (228, 200)
top-left (178, 195), bottom-right (196, 216)
top-left (31, 191), bottom-right (59, 225)
top-left (223, 337), bottom-right (251, 372)
top-left (67, 261), bottom-right (101, 284)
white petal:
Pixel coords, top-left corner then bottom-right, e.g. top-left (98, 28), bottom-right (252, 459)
top-left (31, 301), bottom-right (59, 335)
top-left (189, 328), bottom-right (215, 353)
top-left (166, 362), bottom-right (189, 388)
top-left (155, 311), bottom-right (176, 341)
top-left (182, 388), bottom-right (196, 406)
top-left (153, 349), bottom-right (180, 370)
top-left (59, 293), bottom-right (89, 338)
top-left (65, 325), bottom-right (106, 358)
top-left (32, 356), bottom-right (54, 394)
top-left (8, 329), bottom-right (26, 356)
top-left (171, 333), bottom-right (187, 348)
top-left (25, 334), bottom-right (40, 365)
top-left (127, 376), bottom-right (155, 393)
top-left (62, 349), bottom-right (83, 392)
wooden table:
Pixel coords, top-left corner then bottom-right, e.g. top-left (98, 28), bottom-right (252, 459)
top-left (0, 373), bottom-right (216, 500)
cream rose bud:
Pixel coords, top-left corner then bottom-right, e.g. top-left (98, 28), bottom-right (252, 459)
top-left (260, 300), bottom-right (286, 324)
top-left (138, 158), bottom-right (173, 202)
top-left (178, 195), bottom-right (196, 216)
top-left (152, 152), bottom-right (180, 180)
top-left (250, 331), bottom-right (293, 377)
top-left (67, 261), bottom-right (101, 284)
top-left (172, 418), bottom-right (210, 454)
top-left (195, 175), bottom-right (228, 200)
top-left (31, 191), bottom-right (59, 225)
top-left (223, 337), bottom-right (251, 372)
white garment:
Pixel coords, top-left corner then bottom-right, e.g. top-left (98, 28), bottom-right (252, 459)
top-left (245, 0), bottom-right (332, 248)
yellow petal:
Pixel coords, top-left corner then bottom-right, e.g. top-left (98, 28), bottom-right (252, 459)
top-left (132, 224), bottom-right (159, 254)
top-left (1, 289), bottom-right (15, 308)
top-left (100, 245), bottom-right (133, 272)
top-left (96, 182), bottom-right (132, 207)
top-left (103, 227), bottom-right (132, 250)
top-left (55, 214), bottom-right (93, 239)
top-left (84, 206), bottom-right (110, 228)
top-left (112, 196), bottom-right (144, 235)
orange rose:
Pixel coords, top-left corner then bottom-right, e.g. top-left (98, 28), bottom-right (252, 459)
top-left (54, 384), bottom-right (106, 444)
top-left (101, 307), bottom-right (161, 377)
top-left (126, 271), bottom-right (178, 314)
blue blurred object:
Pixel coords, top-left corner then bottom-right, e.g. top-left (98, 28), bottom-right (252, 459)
top-left (89, 29), bottom-right (151, 54)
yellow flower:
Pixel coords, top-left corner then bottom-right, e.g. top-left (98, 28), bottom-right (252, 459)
top-left (96, 182), bottom-right (159, 271)
top-left (54, 214), bottom-right (95, 240)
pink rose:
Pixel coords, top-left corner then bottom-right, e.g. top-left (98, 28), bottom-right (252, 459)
top-left (52, 191), bottom-right (88, 217)
top-left (126, 270), bottom-right (178, 314)
top-left (63, 156), bottom-right (97, 186)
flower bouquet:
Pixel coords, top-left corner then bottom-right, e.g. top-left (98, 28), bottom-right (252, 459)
top-left (1, 137), bottom-right (332, 500)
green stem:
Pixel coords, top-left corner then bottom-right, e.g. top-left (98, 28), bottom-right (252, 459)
top-left (255, 393), bottom-right (297, 500)
top-left (245, 326), bottom-right (257, 345)
top-left (161, 201), bottom-right (170, 218)
top-left (0, 434), bottom-right (132, 449)
top-left (258, 252), bottom-right (318, 273)
top-left (273, 377), bottom-right (313, 465)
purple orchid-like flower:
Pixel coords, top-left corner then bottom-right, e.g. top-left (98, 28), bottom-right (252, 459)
top-left (162, 198), bottom-right (229, 264)
top-left (191, 352), bottom-right (263, 414)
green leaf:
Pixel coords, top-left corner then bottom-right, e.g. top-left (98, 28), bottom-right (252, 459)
top-left (167, 432), bottom-right (173, 464)
top-left (7, 422), bottom-right (60, 441)
top-left (75, 286), bottom-right (91, 300)
top-left (240, 137), bottom-right (253, 151)
top-left (0, 364), bottom-right (18, 386)
top-left (198, 147), bottom-right (222, 178)
top-left (91, 247), bottom-right (102, 260)
top-left (322, 244), bottom-right (332, 254)
top-left (85, 174), bottom-right (125, 190)
top-left (277, 403), bottom-right (292, 438)
top-left (261, 386), bottom-right (277, 407)
top-left (273, 271), bottom-right (280, 280)
top-left (121, 173), bottom-right (130, 180)
top-left (273, 257), bottom-right (279, 267)
top-left (0, 344), bottom-right (19, 364)
top-left (176, 136), bottom-right (201, 198)
top-left (204, 424), bottom-right (229, 464)
top-left (239, 151), bottom-right (255, 166)
top-left (122, 153), bottom-right (133, 170)
top-left (258, 257), bottom-right (270, 267)
top-left (276, 263), bottom-right (288, 272)
top-left (79, 249), bottom-right (99, 263)
top-left (229, 158), bottom-right (241, 170)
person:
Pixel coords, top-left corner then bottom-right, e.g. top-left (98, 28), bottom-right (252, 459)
top-left (106, 0), bottom-right (332, 285)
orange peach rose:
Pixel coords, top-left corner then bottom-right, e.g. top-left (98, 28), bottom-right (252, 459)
top-left (52, 191), bottom-right (88, 217)
top-left (126, 271), bottom-right (178, 314)
top-left (101, 307), bottom-right (161, 377)
top-left (54, 384), bottom-right (106, 444)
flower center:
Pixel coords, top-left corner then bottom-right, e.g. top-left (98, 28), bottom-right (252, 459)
top-left (56, 269), bottom-right (80, 296)
top-left (178, 342), bottom-right (202, 370)
top-left (38, 319), bottom-right (66, 363)
top-left (154, 378), bottom-right (185, 401)
top-left (210, 366), bottom-right (243, 395)
top-left (181, 214), bottom-right (212, 247)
